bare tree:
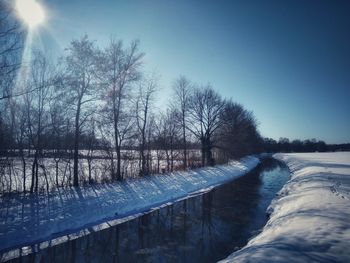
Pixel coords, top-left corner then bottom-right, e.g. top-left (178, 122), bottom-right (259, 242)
top-left (0, 1), bottom-right (23, 157)
top-left (15, 100), bottom-right (28, 192)
top-left (135, 78), bottom-right (156, 176)
top-left (153, 117), bottom-right (164, 173)
top-left (0, 1), bottom-right (23, 101)
top-left (156, 109), bottom-right (180, 172)
top-left (4, 97), bottom-right (28, 192)
top-left (96, 116), bottom-right (115, 180)
top-left (188, 85), bottom-right (224, 166)
top-left (217, 101), bottom-right (260, 160)
top-left (85, 117), bottom-right (96, 184)
top-left (146, 115), bottom-right (155, 174)
top-left (172, 76), bottom-right (192, 169)
top-left (99, 38), bottom-right (143, 180)
top-left (63, 35), bottom-right (99, 187)
top-left (24, 51), bottom-right (54, 193)
top-left (49, 84), bottom-right (68, 188)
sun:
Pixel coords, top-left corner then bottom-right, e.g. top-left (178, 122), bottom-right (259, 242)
top-left (16, 0), bottom-right (45, 28)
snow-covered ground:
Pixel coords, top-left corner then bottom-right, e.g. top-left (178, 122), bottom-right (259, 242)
top-left (0, 149), bottom-right (202, 193)
top-left (0, 156), bottom-right (259, 258)
top-left (221, 152), bottom-right (350, 263)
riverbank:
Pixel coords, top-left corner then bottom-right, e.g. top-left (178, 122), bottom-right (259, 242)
top-left (0, 156), bottom-right (259, 259)
top-left (2, 157), bottom-right (289, 263)
top-left (221, 152), bottom-right (350, 263)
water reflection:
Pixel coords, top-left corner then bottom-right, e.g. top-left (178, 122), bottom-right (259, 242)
top-left (7, 158), bottom-right (289, 263)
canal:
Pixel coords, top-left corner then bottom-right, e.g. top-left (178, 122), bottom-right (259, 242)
top-left (6, 157), bottom-right (290, 263)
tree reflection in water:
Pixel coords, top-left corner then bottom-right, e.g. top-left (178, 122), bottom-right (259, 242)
top-left (8, 158), bottom-right (289, 263)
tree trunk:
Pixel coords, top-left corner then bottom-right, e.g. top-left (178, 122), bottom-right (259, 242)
top-left (41, 164), bottom-right (49, 193)
top-left (140, 148), bottom-right (146, 176)
top-left (21, 153), bottom-right (26, 193)
top-left (139, 126), bottom-right (147, 176)
top-left (113, 93), bottom-right (119, 180)
top-left (35, 158), bottom-right (39, 192)
top-left (182, 116), bottom-right (187, 169)
top-left (200, 138), bottom-right (205, 167)
top-left (207, 140), bottom-right (214, 166)
top-left (156, 150), bottom-right (160, 173)
top-left (88, 158), bottom-right (92, 184)
top-left (110, 153), bottom-right (115, 180)
top-left (55, 159), bottom-right (59, 188)
top-left (146, 140), bottom-right (151, 174)
top-left (30, 151), bottom-right (38, 193)
top-left (116, 145), bottom-right (122, 180)
top-left (165, 149), bottom-right (170, 172)
top-left (170, 146), bottom-right (174, 172)
top-left (73, 101), bottom-right (81, 187)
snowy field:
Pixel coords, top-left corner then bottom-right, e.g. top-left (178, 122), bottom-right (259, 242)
top-left (0, 156), bottom-right (259, 259)
top-left (0, 149), bottom-right (202, 193)
top-left (221, 152), bottom-right (350, 263)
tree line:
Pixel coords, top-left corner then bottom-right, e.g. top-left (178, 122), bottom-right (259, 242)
top-left (1, 20), bottom-right (261, 193)
top-left (263, 137), bottom-right (350, 153)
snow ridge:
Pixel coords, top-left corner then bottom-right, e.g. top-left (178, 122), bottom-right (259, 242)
top-left (220, 152), bottom-right (350, 263)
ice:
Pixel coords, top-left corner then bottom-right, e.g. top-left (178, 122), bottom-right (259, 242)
top-left (220, 152), bottom-right (350, 263)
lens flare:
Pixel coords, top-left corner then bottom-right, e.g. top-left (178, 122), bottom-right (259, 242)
top-left (16, 0), bottom-right (45, 28)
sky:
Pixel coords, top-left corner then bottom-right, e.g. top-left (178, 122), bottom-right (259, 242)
top-left (27, 0), bottom-right (350, 143)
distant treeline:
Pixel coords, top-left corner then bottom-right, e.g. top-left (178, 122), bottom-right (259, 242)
top-left (262, 137), bottom-right (350, 153)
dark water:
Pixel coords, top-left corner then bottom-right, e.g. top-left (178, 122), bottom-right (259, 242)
top-left (6, 158), bottom-right (290, 263)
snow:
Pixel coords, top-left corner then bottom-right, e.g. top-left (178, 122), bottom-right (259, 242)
top-left (0, 149), bottom-right (202, 193)
top-left (0, 156), bottom-right (259, 259)
top-left (220, 152), bottom-right (350, 263)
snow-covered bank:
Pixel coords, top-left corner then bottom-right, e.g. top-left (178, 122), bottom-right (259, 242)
top-left (220, 152), bottom-right (350, 263)
top-left (0, 156), bottom-right (259, 257)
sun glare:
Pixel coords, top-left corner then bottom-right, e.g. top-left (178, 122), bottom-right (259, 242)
top-left (16, 0), bottom-right (45, 28)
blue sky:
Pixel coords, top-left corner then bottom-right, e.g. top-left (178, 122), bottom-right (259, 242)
top-left (34, 0), bottom-right (350, 143)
